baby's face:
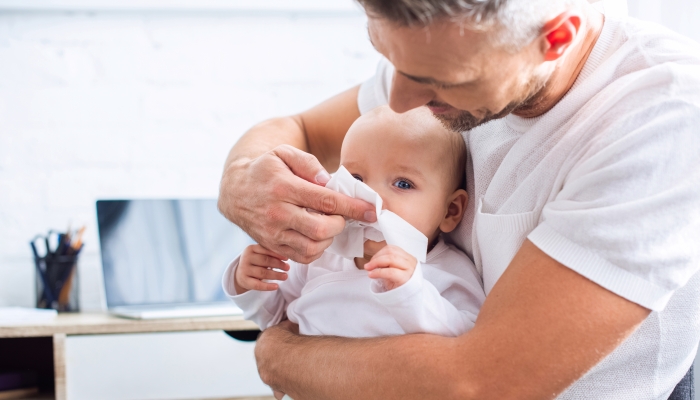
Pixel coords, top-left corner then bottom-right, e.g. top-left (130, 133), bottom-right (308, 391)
top-left (340, 109), bottom-right (457, 243)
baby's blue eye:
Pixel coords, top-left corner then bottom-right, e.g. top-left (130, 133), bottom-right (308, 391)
top-left (394, 180), bottom-right (413, 190)
top-left (352, 174), bottom-right (363, 182)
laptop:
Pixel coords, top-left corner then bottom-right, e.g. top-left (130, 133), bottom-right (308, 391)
top-left (96, 199), bottom-right (253, 319)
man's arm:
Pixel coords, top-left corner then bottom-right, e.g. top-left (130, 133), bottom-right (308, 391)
top-left (255, 240), bottom-right (651, 400)
top-left (218, 86), bottom-right (377, 264)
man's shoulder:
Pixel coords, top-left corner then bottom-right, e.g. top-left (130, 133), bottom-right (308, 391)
top-left (611, 16), bottom-right (700, 83)
top-left (620, 15), bottom-right (700, 54)
top-left (572, 18), bottom-right (700, 146)
top-left (587, 63), bottom-right (700, 143)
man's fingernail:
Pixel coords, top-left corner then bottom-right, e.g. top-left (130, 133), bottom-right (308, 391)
top-left (364, 211), bottom-right (377, 222)
top-left (315, 170), bottom-right (331, 185)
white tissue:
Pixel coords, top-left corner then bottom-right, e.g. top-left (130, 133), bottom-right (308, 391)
top-left (324, 166), bottom-right (428, 263)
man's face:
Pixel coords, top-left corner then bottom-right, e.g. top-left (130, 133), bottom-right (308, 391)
top-left (368, 17), bottom-right (551, 132)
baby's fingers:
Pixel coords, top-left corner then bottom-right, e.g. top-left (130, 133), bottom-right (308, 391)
top-left (367, 266), bottom-right (405, 284)
top-left (248, 266), bottom-right (288, 282)
top-left (249, 253), bottom-right (290, 271)
top-left (251, 244), bottom-right (289, 261)
top-left (240, 276), bottom-right (280, 292)
top-left (365, 251), bottom-right (411, 272)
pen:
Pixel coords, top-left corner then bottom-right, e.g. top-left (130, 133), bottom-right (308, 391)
top-left (30, 240), bottom-right (56, 306)
top-left (67, 226), bottom-right (85, 255)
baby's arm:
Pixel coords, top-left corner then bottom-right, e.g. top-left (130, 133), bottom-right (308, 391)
top-left (222, 244), bottom-right (305, 330)
top-left (365, 245), bottom-right (483, 337)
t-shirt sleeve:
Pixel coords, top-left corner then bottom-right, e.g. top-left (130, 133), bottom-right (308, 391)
top-left (357, 57), bottom-right (394, 115)
top-left (528, 83), bottom-right (700, 311)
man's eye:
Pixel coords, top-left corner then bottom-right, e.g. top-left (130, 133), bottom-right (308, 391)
top-left (352, 174), bottom-right (363, 182)
top-left (393, 180), bottom-right (413, 190)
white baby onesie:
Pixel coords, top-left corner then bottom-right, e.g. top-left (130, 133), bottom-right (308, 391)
top-left (222, 237), bottom-right (485, 337)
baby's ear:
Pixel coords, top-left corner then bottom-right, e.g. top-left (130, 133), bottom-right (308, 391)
top-left (440, 189), bottom-right (468, 234)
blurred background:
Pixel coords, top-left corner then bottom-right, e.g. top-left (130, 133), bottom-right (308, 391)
top-left (0, 0), bottom-right (698, 399)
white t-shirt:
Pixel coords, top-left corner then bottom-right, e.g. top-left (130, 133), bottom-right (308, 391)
top-left (357, 7), bottom-right (700, 400)
top-left (223, 238), bottom-right (485, 337)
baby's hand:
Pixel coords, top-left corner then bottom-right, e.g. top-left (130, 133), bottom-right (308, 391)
top-left (364, 245), bottom-right (417, 291)
top-left (234, 244), bottom-right (289, 294)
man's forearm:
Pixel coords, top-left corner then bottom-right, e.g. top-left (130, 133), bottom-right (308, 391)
top-left (255, 241), bottom-right (650, 400)
top-left (256, 326), bottom-right (471, 400)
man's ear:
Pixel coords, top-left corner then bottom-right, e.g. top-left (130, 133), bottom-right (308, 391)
top-left (440, 189), bottom-right (468, 234)
top-left (540, 11), bottom-right (582, 61)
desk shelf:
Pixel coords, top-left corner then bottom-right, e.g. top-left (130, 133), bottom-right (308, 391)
top-left (0, 313), bottom-right (260, 400)
top-left (0, 313), bottom-right (258, 338)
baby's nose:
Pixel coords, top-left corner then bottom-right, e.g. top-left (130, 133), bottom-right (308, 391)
top-left (379, 197), bottom-right (390, 211)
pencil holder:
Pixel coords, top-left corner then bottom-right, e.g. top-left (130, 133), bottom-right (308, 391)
top-left (33, 253), bottom-right (81, 312)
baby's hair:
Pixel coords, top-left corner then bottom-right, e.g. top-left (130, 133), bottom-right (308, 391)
top-left (407, 106), bottom-right (467, 193)
top-left (356, 105), bottom-right (467, 194)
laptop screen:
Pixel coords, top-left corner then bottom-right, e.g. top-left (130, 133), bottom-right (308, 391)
top-left (96, 199), bottom-right (255, 307)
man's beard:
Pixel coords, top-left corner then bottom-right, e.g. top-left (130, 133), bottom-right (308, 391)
top-left (429, 73), bottom-right (550, 132)
top-left (430, 101), bottom-right (520, 132)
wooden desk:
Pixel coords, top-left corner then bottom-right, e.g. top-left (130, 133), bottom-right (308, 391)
top-left (0, 313), bottom-right (263, 400)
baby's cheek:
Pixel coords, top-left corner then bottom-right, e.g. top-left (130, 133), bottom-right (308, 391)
top-left (420, 197), bottom-right (451, 236)
top-left (383, 190), bottom-right (445, 235)
top-left (395, 199), bottom-right (442, 237)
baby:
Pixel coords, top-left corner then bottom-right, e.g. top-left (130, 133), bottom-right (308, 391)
top-left (222, 105), bottom-right (485, 338)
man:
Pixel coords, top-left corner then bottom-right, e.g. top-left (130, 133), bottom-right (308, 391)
top-left (218, 0), bottom-right (700, 398)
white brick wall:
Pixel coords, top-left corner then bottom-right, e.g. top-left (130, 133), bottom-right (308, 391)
top-left (0, 5), bottom-right (380, 309)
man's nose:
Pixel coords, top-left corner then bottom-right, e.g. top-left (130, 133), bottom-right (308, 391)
top-left (388, 73), bottom-right (434, 113)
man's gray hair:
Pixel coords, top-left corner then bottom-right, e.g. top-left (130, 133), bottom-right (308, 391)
top-left (356, 0), bottom-right (578, 50)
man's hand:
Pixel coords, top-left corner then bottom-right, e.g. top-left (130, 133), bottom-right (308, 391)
top-left (364, 245), bottom-right (418, 291)
top-left (219, 144), bottom-right (377, 264)
top-left (234, 244), bottom-right (290, 294)
top-left (256, 320), bottom-right (300, 399)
